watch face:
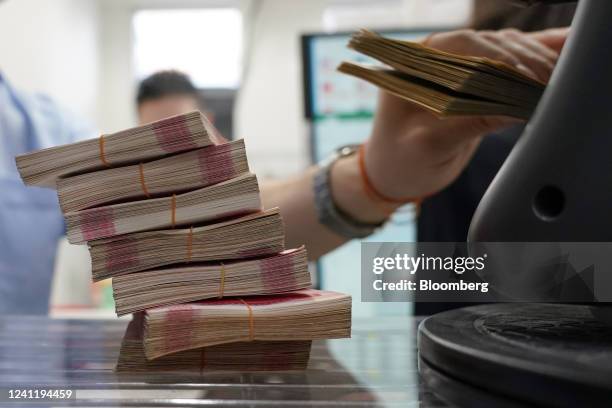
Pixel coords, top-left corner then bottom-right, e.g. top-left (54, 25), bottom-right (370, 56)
top-left (337, 144), bottom-right (360, 157)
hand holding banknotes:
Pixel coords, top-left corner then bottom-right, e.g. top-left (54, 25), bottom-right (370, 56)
top-left (265, 27), bottom-right (569, 259)
top-left (346, 27), bottom-right (569, 216)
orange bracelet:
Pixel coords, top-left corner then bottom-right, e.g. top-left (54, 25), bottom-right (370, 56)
top-left (358, 144), bottom-right (423, 207)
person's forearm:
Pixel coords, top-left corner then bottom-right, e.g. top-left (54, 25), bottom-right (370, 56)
top-left (260, 154), bottom-right (393, 260)
top-left (260, 167), bottom-right (344, 260)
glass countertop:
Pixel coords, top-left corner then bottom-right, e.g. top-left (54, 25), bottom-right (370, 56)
top-left (0, 316), bottom-right (449, 407)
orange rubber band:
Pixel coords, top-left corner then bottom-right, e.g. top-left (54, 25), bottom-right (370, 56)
top-left (358, 144), bottom-right (420, 205)
top-left (138, 163), bottom-right (151, 198)
top-left (218, 263), bottom-right (226, 298)
top-left (239, 299), bottom-right (254, 341)
top-left (186, 226), bottom-right (193, 262)
top-left (170, 194), bottom-right (177, 228)
top-left (99, 135), bottom-right (110, 167)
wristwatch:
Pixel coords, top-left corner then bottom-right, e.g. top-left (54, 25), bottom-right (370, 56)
top-left (313, 144), bottom-right (385, 238)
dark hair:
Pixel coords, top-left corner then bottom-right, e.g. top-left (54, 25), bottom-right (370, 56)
top-left (136, 70), bottom-right (203, 108)
top-left (470, 1), bottom-right (577, 31)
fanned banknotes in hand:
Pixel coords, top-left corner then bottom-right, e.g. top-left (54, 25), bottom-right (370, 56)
top-left (338, 29), bottom-right (545, 119)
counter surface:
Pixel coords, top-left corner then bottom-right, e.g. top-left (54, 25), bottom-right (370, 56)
top-left (0, 316), bottom-right (449, 407)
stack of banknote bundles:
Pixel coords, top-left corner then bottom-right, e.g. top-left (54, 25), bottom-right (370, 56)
top-left (16, 111), bottom-right (352, 371)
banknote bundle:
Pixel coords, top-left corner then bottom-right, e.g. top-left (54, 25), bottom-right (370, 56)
top-left (57, 140), bottom-right (248, 213)
top-left (16, 110), bottom-right (352, 371)
top-left (113, 248), bottom-right (310, 316)
top-left (16, 111), bottom-right (222, 187)
top-left (338, 29), bottom-right (545, 119)
top-left (142, 289), bottom-right (352, 359)
top-left (64, 173), bottom-right (262, 244)
top-left (88, 208), bottom-right (285, 280)
top-left (116, 315), bottom-right (312, 372)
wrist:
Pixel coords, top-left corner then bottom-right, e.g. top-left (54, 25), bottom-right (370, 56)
top-left (330, 153), bottom-right (399, 224)
top-left (366, 131), bottom-right (439, 200)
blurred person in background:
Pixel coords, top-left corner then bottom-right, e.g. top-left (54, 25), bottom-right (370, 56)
top-left (0, 72), bottom-right (94, 314)
top-left (416, 1), bottom-right (577, 315)
top-left (0, 69), bottom-right (205, 315)
top-left (137, 70), bottom-right (210, 125)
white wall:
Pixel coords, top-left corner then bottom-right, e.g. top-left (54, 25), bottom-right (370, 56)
top-left (98, 0), bottom-right (137, 133)
top-left (0, 0), bottom-right (100, 126)
top-left (235, 0), bottom-right (328, 178)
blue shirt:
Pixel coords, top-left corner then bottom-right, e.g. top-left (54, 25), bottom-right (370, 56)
top-left (0, 73), bottom-right (94, 314)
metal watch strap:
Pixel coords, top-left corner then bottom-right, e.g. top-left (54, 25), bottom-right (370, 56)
top-left (313, 145), bottom-right (384, 239)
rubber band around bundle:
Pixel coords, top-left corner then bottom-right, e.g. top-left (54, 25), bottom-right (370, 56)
top-left (138, 163), bottom-right (151, 198)
top-left (218, 263), bottom-right (226, 298)
top-left (239, 299), bottom-right (255, 341)
top-left (99, 135), bottom-right (111, 167)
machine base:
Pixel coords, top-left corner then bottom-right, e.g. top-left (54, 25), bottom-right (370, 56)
top-left (418, 303), bottom-right (612, 407)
